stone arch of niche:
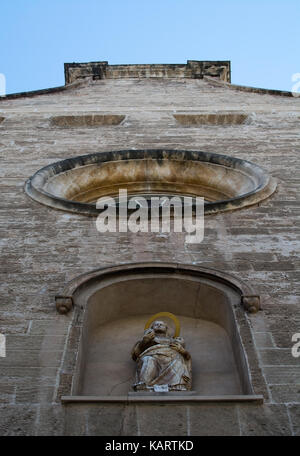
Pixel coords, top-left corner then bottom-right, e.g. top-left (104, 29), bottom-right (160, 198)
top-left (56, 263), bottom-right (266, 403)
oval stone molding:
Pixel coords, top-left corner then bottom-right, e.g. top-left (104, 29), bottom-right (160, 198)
top-left (25, 149), bottom-right (276, 216)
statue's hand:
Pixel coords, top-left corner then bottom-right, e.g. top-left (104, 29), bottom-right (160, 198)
top-left (170, 342), bottom-right (191, 360)
top-left (174, 337), bottom-right (185, 347)
top-left (170, 342), bottom-right (184, 353)
top-left (184, 351), bottom-right (191, 361)
top-left (143, 328), bottom-right (155, 343)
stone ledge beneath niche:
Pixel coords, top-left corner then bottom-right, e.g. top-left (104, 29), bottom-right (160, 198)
top-left (61, 394), bottom-right (263, 404)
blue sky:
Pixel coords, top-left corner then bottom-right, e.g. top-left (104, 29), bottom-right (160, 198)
top-left (1, 0), bottom-right (299, 94)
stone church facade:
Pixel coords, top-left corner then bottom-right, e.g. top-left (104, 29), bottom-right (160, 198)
top-left (0, 60), bottom-right (299, 435)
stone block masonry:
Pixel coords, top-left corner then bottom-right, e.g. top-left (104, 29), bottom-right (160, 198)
top-left (0, 62), bottom-right (299, 435)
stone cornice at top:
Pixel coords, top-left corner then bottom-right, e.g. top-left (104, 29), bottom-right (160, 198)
top-left (0, 60), bottom-right (298, 101)
top-left (64, 60), bottom-right (231, 84)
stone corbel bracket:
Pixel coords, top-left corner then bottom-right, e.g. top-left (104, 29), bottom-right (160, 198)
top-left (55, 295), bottom-right (73, 314)
top-left (241, 295), bottom-right (261, 313)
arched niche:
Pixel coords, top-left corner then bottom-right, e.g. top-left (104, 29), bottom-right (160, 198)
top-left (57, 263), bottom-right (264, 402)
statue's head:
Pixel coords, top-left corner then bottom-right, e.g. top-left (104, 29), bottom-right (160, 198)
top-left (151, 320), bottom-right (168, 335)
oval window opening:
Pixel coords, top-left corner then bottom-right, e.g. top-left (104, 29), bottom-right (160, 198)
top-left (25, 149), bottom-right (276, 215)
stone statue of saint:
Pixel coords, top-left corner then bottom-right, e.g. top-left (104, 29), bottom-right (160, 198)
top-left (131, 319), bottom-right (192, 392)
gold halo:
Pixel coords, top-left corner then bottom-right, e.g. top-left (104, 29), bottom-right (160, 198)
top-left (144, 312), bottom-right (180, 337)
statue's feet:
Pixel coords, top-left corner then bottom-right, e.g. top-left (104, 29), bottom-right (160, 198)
top-left (133, 382), bottom-right (147, 391)
top-left (169, 384), bottom-right (190, 391)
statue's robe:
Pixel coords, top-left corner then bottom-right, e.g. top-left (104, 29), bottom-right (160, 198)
top-left (133, 336), bottom-right (192, 391)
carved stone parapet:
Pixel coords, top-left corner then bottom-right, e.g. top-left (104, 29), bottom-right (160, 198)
top-left (241, 295), bottom-right (260, 313)
top-left (55, 296), bottom-right (73, 314)
top-left (64, 60), bottom-right (231, 84)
